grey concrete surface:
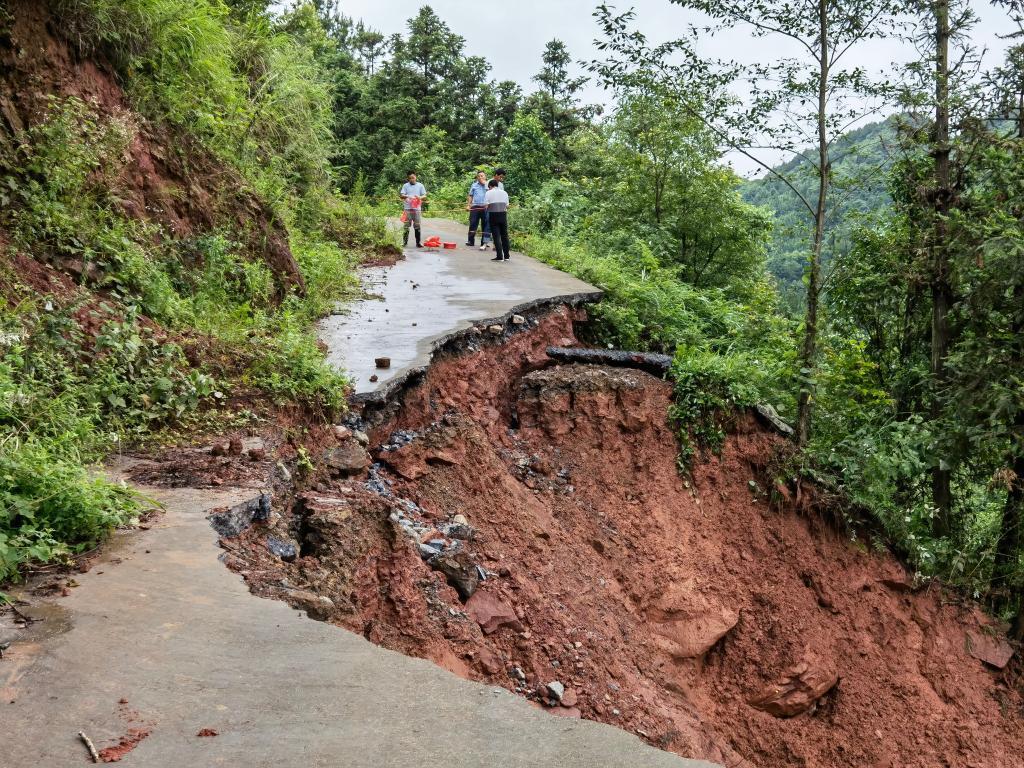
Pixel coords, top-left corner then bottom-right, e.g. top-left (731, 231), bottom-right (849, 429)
top-left (1, 484), bottom-right (719, 768)
top-left (319, 218), bottom-right (598, 396)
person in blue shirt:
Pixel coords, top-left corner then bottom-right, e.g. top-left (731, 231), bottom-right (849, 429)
top-left (399, 171), bottom-right (427, 247)
top-left (465, 171), bottom-right (491, 249)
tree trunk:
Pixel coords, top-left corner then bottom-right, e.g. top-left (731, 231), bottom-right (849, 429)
top-left (931, 0), bottom-right (953, 537)
top-left (996, 443), bottom-right (1024, 581)
top-left (895, 281), bottom-right (924, 417)
top-left (795, 0), bottom-right (830, 448)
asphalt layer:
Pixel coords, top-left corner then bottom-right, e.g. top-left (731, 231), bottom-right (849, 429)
top-left (319, 218), bottom-right (598, 396)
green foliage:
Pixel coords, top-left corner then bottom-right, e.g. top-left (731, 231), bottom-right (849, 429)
top-left (56, 0), bottom-right (336, 222)
top-left (378, 126), bottom-right (456, 197)
top-left (670, 348), bottom-right (765, 470)
top-left (324, 4), bottom-right (521, 190)
top-left (527, 231), bottom-right (790, 356)
top-left (740, 118), bottom-right (897, 308)
top-left (0, 0), bottom-right (391, 578)
top-left (495, 114), bottom-right (556, 197)
top-left (0, 301), bottom-right (203, 579)
top-left (523, 38), bottom-right (593, 165)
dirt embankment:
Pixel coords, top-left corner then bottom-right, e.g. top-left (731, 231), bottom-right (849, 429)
top-left (216, 304), bottom-right (1024, 768)
top-left (0, 0), bottom-right (303, 294)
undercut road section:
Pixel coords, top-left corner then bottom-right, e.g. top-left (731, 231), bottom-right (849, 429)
top-left (319, 218), bottom-right (600, 396)
top-left (2, 479), bottom-right (718, 768)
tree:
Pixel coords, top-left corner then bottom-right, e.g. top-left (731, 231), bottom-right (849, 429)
top-left (352, 26), bottom-right (388, 75)
top-left (602, 89), bottom-right (770, 289)
top-left (652, 0), bottom-right (903, 447)
top-left (896, 0), bottom-right (983, 535)
top-left (393, 6), bottom-right (465, 129)
top-left (526, 39), bottom-right (590, 160)
top-left (495, 113), bottom-right (555, 196)
top-left (589, 2), bottom-right (901, 444)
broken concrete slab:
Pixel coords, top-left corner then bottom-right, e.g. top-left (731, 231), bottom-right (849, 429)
top-left (5, 483), bottom-right (719, 768)
top-left (208, 493), bottom-right (272, 538)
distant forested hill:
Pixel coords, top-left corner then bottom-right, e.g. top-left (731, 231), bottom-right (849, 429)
top-left (740, 117), bottom-right (896, 307)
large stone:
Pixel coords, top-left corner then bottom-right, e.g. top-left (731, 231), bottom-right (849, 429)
top-left (966, 629), bottom-right (1015, 669)
top-left (748, 653), bottom-right (839, 717)
top-left (428, 549), bottom-right (480, 600)
top-left (465, 591), bottom-right (523, 635)
top-left (324, 443), bottom-right (371, 476)
top-left (266, 536), bottom-right (298, 563)
top-left (647, 584), bottom-right (738, 659)
top-left (208, 493), bottom-right (272, 538)
top-left (378, 444), bottom-right (429, 480)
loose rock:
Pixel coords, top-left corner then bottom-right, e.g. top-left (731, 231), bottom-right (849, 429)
top-left (748, 653), bottom-right (839, 717)
top-left (286, 589), bottom-right (336, 621)
top-left (966, 629), bottom-right (1015, 669)
top-left (647, 585), bottom-right (738, 659)
top-left (266, 536), bottom-right (298, 563)
top-left (324, 443), bottom-right (371, 476)
top-left (465, 590), bottom-right (523, 634)
top-left (546, 680), bottom-right (565, 702)
top-left (428, 549), bottom-right (480, 600)
top-left (375, 357), bottom-right (391, 369)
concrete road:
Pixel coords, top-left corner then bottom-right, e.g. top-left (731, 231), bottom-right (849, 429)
top-left (319, 218), bottom-right (599, 396)
top-left (1, 484), bottom-right (719, 768)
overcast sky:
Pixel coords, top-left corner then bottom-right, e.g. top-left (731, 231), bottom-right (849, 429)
top-left (332, 1), bottom-right (1015, 174)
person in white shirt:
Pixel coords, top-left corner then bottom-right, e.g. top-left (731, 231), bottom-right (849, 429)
top-left (484, 179), bottom-right (511, 261)
top-left (399, 171), bottom-right (427, 247)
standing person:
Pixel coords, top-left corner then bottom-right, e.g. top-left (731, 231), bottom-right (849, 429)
top-left (493, 168), bottom-right (506, 189)
top-left (466, 171), bottom-right (491, 249)
top-left (485, 179), bottom-right (511, 262)
top-left (399, 171), bottom-right (427, 248)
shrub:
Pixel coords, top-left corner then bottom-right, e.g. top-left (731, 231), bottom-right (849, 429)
top-left (670, 348), bottom-right (765, 470)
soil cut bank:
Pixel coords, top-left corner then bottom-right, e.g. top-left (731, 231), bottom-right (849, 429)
top-left (219, 302), bottom-right (1024, 768)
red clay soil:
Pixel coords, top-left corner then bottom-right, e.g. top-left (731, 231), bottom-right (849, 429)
top-left (97, 728), bottom-right (151, 763)
top-left (1, 0), bottom-right (304, 294)
top-left (96, 698), bottom-right (152, 762)
top-left (226, 308), bottom-right (1024, 768)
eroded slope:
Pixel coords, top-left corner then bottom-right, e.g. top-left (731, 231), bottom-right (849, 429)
top-left (225, 307), bottom-right (1024, 768)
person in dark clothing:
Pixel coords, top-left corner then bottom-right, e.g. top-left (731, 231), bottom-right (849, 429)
top-left (484, 179), bottom-right (511, 261)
